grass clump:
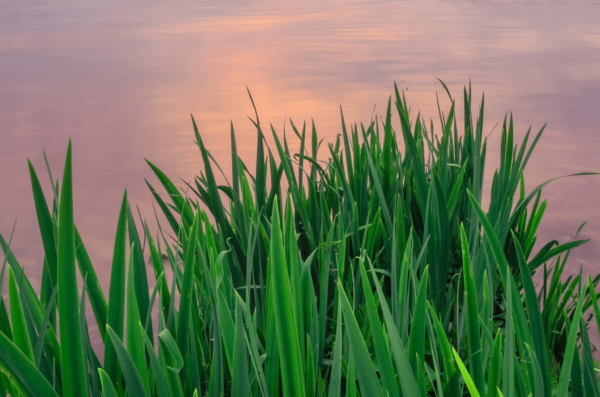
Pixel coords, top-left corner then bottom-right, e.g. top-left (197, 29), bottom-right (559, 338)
top-left (1, 82), bottom-right (599, 396)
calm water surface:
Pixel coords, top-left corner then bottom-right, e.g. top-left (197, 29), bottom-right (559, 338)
top-left (2, 0), bottom-right (600, 349)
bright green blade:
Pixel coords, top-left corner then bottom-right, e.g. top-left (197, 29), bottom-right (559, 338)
top-left (511, 231), bottom-right (550, 397)
top-left (8, 266), bottom-right (34, 363)
top-left (337, 281), bottom-right (384, 397)
top-left (176, 210), bottom-right (200, 355)
top-left (125, 245), bottom-right (151, 396)
top-left (56, 140), bottom-right (89, 397)
top-left (452, 347), bottom-right (481, 397)
top-left (270, 198), bottom-right (305, 397)
top-left (99, 369), bottom-right (119, 397)
top-left (358, 261), bottom-right (399, 397)
top-left (460, 224), bottom-right (484, 394)
top-left (232, 299), bottom-right (249, 397)
top-left (0, 331), bottom-right (60, 397)
top-left (140, 324), bottom-right (172, 397)
top-left (556, 279), bottom-right (587, 396)
top-left (106, 325), bottom-right (149, 397)
top-left (408, 266), bottom-right (429, 375)
top-left (104, 189), bottom-right (129, 390)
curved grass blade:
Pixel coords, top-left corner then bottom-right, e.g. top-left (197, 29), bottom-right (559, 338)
top-left (158, 329), bottom-right (184, 397)
top-left (557, 278), bottom-right (586, 396)
top-left (0, 331), bottom-right (60, 397)
top-left (27, 159), bottom-right (58, 291)
top-left (74, 227), bottom-right (108, 340)
top-left (337, 281), bottom-right (384, 397)
top-left (145, 159), bottom-right (194, 229)
top-left (34, 283), bottom-right (58, 367)
top-left (98, 369), bottom-right (119, 397)
top-left (511, 231), bottom-right (550, 397)
top-left (140, 324), bottom-right (172, 397)
top-left (358, 261), bottom-right (399, 397)
top-left (452, 347), bottom-right (481, 397)
top-left (106, 325), bottom-right (148, 397)
top-left (8, 267), bottom-right (34, 363)
top-left (367, 259), bottom-right (421, 396)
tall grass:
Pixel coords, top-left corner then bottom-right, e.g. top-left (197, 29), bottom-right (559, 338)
top-left (1, 82), bottom-right (599, 396)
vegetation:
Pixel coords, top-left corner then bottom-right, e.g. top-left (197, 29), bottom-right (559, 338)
top-left (1, 82), bottom-right (599, 396)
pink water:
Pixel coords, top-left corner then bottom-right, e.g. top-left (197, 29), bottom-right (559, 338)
top-left (2, 0), bottom-right (600, 350)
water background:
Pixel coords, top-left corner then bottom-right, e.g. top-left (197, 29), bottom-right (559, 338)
top-left (2, 0), bottom-right (600, 352)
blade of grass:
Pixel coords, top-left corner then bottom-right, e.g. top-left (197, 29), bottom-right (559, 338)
top-left (232, 299), bottom-right (249, 397)
top-left (337, 280), bottom-right (384, 397)
top-left (56, 140), bottom-right (89, 397)
top-left (104, 190), bottom-right (129, 390)
top-left (359, 261), bottom-right (399, 397)
top-left (8, 267), bottom-right (34, 363)
top-left (460, 224), bottom-right (484, 394)
top-left (106, 325), bottom-right (149, 397)
top-left (270, 198), bottom-right (305, 397)
top-left (0, 331), bottom-right (60, 397)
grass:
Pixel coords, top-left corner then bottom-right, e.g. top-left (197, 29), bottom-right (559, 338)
top-left (1, 81), bottom-right (599, 396)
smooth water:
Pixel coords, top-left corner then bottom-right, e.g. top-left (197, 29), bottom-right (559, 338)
top-left (2, 0), bottom-right (600, 350)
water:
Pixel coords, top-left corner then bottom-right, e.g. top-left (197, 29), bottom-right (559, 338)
top-left (1, 0), bottom-right (600, 351)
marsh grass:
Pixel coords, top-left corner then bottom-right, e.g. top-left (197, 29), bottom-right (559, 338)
top-left (1, 82), bottom-right (599, 396)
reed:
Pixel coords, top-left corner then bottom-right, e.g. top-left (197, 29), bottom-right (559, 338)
top-left (1, 82), bottom-right (599, 396)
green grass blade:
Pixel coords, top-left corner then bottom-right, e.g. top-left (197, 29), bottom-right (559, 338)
top-left (56, 140), bottom-right (89, 397)
top-left (337, 281), bottom-right (384, 397)
top-left (587, 275), bottom-right (600, 344)
top-left (270, 198), bottom-right (305, 397)
top-left (126, 204), bottom-right (151, 342)
top-left (74, 227), bottom-right (108, 341)
top-left (447, 159), bottom-right (468, 216)
top-left (27, 160), bottom-right (58, 290)
top-left (126, 245), bottom-right (151, 396)
top-left (104, 189), bottom-right (129, 390)
top-left (487, 330), bottom-right (503, 397)
top-left (232, 299), bottom-right (249, 397)
top-left (98, 369), bottom-right (119, 397)
top-left (159, 329), bottom-right (185, 397)
top-left (34, 284), bottom-right (58, 367)
top-left (367, 258), bottom-right (421, 396)
top-left (460, 225), bottom-right (484, 394)
top-left (427, 302), bottom-right (460, 396)
top-left (359, 261), bottom-right (399, 397)
top-left (8, 267), bottom-right (34, 363)
top-left (0, 330), bottom-right (60, 397)
top-left (145, 159), bottom-right (194, 229)
top-left (408, 266), bottom-right (429, 374)
top-left (511, 231), bottom-right (550, 397)
top-left (452, 347), bottom-right (481, 397)
top-left (328, 302), bottom-right (343, 397)
top-left (176, 210), bottom-right (200, 355)
top-left (502, 267), bottom-right (515, 397)
top-left (140, 324), bottom-right (172, 397)
top-left (556, 279), bottom-right (586, 396)
top-left (106, 325), bottom-right (149, 397)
